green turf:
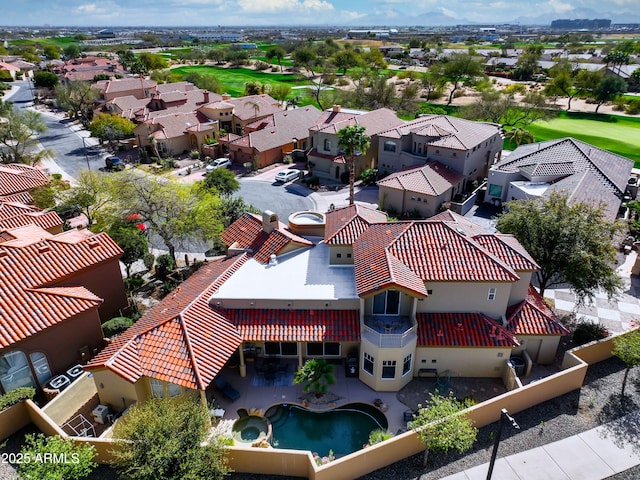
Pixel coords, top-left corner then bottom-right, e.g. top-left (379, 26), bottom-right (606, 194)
top-left (526, 111), bottom-right (640, 165)
top-left (171, 65), bottom-right (311, 97)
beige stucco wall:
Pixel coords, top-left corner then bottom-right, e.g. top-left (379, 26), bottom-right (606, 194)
top-left (362, 289), bottom-right (415, 317)
top-left (359, 337), bottom-right (417, 391)
top-left (0, 402), bottom-right (31, 441)
top-left (415, 346), bottom-right (510, 378)
top-left (419, 281), bottom-right (512, 319)
top-left (328, 245), bottom-right (354, 265)
top-left (508, 272), bottom-right (533, 306)
top-left (91, 369), bottom-right (147, 410)
top-left (378, 186), bottom-right (452, 219)
top-left (485, 169), bottom-right (519, 205)
top-left (513, 335), bottom-right (561, 364)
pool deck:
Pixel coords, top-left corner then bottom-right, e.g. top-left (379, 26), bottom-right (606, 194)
top-left (207, 360), bottom-right (411, 435)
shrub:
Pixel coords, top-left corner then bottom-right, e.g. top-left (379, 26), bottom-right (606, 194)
top-left (283, 154), bottom-right (293, 164)
top-left (573, 320), bottom-right (609, 345)
top-left (503, 83), bottom-right (527, 95)
top-left (368, 429), bottom-right (393, 445)
top-left (0, 387), bottom-right (35, 411)
top-left (243, 161), bottom-right (253, 173)
top-left (155, 254), bottom-right (176, 280)
top-left (19, 433), bottom-right (96, 480)
top-left (304, 175), bottom-right (320, 187)
top-left (359, 168), bottom-right (378, 186)
top-left (123, 276), bottom-right (144, 292)
top-left (254, 61), bottom-right (270, 71)
top-left (625, 99), bottom-right (640, 115)
top-left (0, 70), bottom-right (13, 82)
top-left (161, 279), bottom-right (178, 296)
top-left (102, 316), bottom-right (134, 337)
top-left (143, 252), bottom-right (155, 271)
top-left (161, 157), bottom-right (177, 169)
top-left (189, 150), bottom-right (200, 159)
top-left (322, 74), bottom-right (336, 85)
top-left (337, 77), bottom-right (350, 86)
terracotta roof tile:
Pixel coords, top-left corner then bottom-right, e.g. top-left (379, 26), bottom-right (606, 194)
top-left (324, 204), bottom-right (387, 245)
top-left (86, 256), bottom-right (247, 390)
top-left (0, 164), bottom-right (49, 196)
top-left (417, 312), bottom-right (519, 347)
top-left (0, 226), bottom-right (122, 348)
top-left (222, 213), bottom-right (313, 264)
top-left (224, 308), bottom-right (360, 342)
top-left (473, 234), bottom-right (539, 271)
top-left (0, 201), bottom-right (64, 231)
top-left (506, 286), bottom-right (569, 336)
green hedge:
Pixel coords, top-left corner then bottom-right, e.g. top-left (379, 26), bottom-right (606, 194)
top-left (0, 387), bottom-right (35, 411)
top-left (102, 316), bottom-right (134, 337)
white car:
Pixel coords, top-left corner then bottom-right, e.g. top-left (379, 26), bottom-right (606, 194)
top-left (205, 158), bottom-right (231, 172)
top-left (275, 169), bottom-right (301, 183)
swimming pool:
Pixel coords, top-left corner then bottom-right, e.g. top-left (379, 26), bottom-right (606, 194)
top-left (265, 402), bottom-right (388, 457)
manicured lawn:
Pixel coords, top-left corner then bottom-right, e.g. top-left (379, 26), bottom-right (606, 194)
top-left (11, 37), bottom-right (79, 49)
top-left (171, 65), bottom-right (311, 97)
top-left (526, 111), bottom-right (640, 165)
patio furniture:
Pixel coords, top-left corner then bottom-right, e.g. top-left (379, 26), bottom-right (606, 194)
top-left (434, 370), bottom-right (451, 392)
top-left (214, 376), bottom-right (241, 401)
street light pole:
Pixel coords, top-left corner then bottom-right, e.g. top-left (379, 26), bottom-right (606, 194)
top-left (81, 136), bottom-right (90, 171)
top-left (486, 408), bottom-right (519, 480)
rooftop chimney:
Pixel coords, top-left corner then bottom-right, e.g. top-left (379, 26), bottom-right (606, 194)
top-left (262, 210), bottom-right (278, 234)
top-left (203, 90), bottom-right (209, 103)
top-left (222, 93), bottom-right (231, 101)
top-left (332, 105), bottom-right (341, 112)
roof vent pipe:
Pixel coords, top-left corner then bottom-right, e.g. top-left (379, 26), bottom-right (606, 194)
top-left (269, 254), bottom-right (277, 265)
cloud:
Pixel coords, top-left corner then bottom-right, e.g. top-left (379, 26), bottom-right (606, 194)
top-left (546, 0), bottom-right (574, 13)
top-left (237, 0), bottom-right (334, 13)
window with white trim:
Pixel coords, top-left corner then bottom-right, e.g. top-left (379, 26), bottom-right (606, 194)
top-left (487, 287), bottom-right (497, 301)
top-left (363, 353), bottom-right (374, 375)
top-left (324, 138), bottom-right (331, 151)
top-left (402, 354), bottom-right (412, 376)
top-left (382, 360), bottom-right (396, 379)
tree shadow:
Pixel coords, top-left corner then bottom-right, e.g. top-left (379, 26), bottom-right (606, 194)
top-left (597, 394), bottom-right (640, 456)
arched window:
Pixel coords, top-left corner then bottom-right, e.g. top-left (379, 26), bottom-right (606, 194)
top-left (383, 141), bottom-right (396, 152)
top-left (29, 352), bottom-right (52, 386)
top-left (0, 351), bottom-right (36, 394)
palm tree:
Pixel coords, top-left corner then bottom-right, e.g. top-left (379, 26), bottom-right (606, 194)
top-left (294, 359), bottom-right (335, 398)
top-left (337, 125), bottom-right (371, 205)
top-left (244, 100), bottom-right (260, 120)
top-left (504, 127), bottom-right (535, 148)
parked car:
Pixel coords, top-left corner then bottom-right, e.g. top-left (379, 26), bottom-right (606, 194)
top-left (105, 156), bottom-right (125, 171)
top-left (275, 168), bottom-right (301, 183)
top-left (205, 158), bottom-right (231, 172)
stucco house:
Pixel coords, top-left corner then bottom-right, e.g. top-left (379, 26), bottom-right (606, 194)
top-left (85, 205), bottom-right (567, 406)
top-left (222, 105), bottom-right (321, 169)
top-left (485, 138), bottom-right (634, 220)
top-left (377, 161), bottom-right (465, 218)
top-left (376, 114), bottom-right (503, 190)
top-left (94, 77), bottom-right (158, 102)
top-left (307, 106), bottom-right (404, 181)
top-left (199, 94), bottom-right (282, 136)
top-left (0, 225), bottom-right (126, 395)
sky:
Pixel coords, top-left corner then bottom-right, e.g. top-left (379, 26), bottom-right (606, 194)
top-left (2, 0), bottom-right (639, 27)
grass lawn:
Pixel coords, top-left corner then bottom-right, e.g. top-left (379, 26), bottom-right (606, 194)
top-left (171, 65), bottom-right (311, 97)
top-left (526, 111), bottom-right (640, 165)
top-left (11, 37), bottom-right (79, 49)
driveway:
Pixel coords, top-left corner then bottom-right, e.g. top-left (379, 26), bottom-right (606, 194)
top-left (234, 177), bottom-right (314, 222)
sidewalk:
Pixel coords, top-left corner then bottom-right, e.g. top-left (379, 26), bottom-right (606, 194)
top-left (441, 410), bottom-right (640, 480)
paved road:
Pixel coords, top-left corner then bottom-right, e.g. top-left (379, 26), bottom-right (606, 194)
top-left (234, 179), bottom-right (314, 222)
top-left (10, 81), bottom-right (105, 178)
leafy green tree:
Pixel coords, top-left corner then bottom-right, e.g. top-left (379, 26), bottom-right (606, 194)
top-left (107, 220), bottom-right (149, 278)
top-left (332, 49), bottom-right (361, 75)
top-left (55, 81), bottom-right (99, 126)
top-left (112, 394), bottom-right (230, 480)
top-left (545, 60), bottom-right (577, 110)
top-left (612, 329), bottom-right (640, 396)
top-left (604, 49), bottom-right (630, 76)
top-left (225, 49), bottom-right (249, 67)
top-left (57, 170), bottom-right (117, 227)
top-left (593, 75), bottom-right (627, 113)
top-left (89, 113), bottom-right (135, 152)
top-left (184, 72), bottom-right (223, 94)
top-left (409, 392), bottom-right (477, 466)
top-left (513, 44), bottom-right (543, 80)
top-left (201, 168), bottom-right (239, 196)
top-left (117, 50), bottom-right (137, 70)
top-left (63, 44), bottom-right (81, 60)
top-left (338, 124), bottom-right (371, 205)
top-left (0, 108), bottom-right (50, 165)
top-left (496, 191), bottom-right (624, 302)
top-left (219, 196), bottom-right (261, 229)
top-left (574, 69), bottom-right (603, 103)
top-left (461, 89), bottom-right (553, 128)
top-left (207, 48), bottom-right (226, 65)
top-left (18, 433), bottom-right (96, 480)
top-left (441, 53), bottom-right (484, 105)
top-left (43, 45), bottom-right (60, 60)
top-left (270, 83), bottom-right (292, 106)
top-left (266, 46), bottom-right (287, 72)
top-left (115, 173), bottom-right (223, 262)
top-left (420, 68), bottom-right (447, 101)
top-left (294, 359), bottom-right (335, 398)
top-left (139, 52), bottom-right (169, 71)
top-left (32, 71), bottom-right (59, 90)
top-left (292, 47), bottom-right (317, 77)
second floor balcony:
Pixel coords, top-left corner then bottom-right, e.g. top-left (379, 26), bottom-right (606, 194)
top-left (362, 316), bottom-right (416, 348)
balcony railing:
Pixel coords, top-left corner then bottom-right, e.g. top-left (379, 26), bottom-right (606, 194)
top-left (361, 323), bottom-right (417, 348)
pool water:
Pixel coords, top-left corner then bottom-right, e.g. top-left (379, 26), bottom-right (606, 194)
top-left (266, 403), bottom-right (388, 457)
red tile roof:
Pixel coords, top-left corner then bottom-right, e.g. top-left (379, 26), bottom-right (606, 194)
top-left (506, 286), bottom-right (569, 336)
top-left (0, 164), bottom-right (49, 196)
top-left (222, 213), bottom-right (313, 264)
top-left (0, 201), bottom-right (63, 232)
top-left (0, 192), bottom-right (33, 204)
top-left (377, 161), bottom-right (464, 196)
top-left (0, 226), bottom-right (122, 348)
top-left (86, 255), bottom-right (248, 390)
top-left (473, 234), bottom-right (539, 271)
top-left (417, 312), bottom-right (519, 347)
top-left (324, 204), bottom-right (387, 245)
top-left (224, 309), bottom-right (360, 342)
